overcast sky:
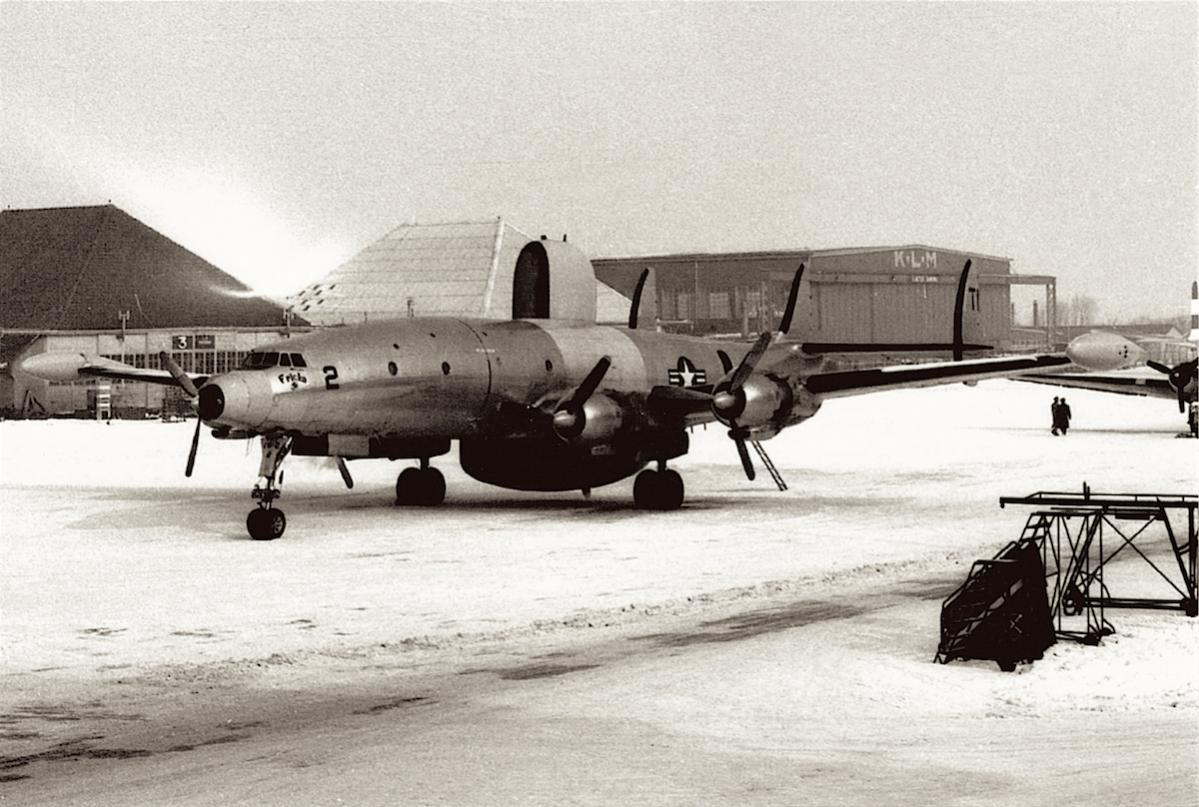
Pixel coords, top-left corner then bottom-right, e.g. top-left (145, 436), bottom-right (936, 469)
top-left (2, 2), bottom-right (1195, 320)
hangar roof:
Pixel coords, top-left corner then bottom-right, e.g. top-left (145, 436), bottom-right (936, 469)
top-left (291, 218), bottom-right (632, 325)
top-left (594, 244), bottom-right (1012, 265)
top-left (290, 219), bottom-right (528, 325)
top-left (0, 205), bottom-right (296, 331)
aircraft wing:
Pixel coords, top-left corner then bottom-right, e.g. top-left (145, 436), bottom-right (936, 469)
top-left (1014, 371), bottom-right (1174, 399)
top-left (18, 352), bottom-right (209, 388)
top-left (804, 354), bottom-right (1073, 399)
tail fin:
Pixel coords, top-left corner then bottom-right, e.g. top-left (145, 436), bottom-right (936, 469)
top-left (953, 259), bottom-right (983, 360)
top-left (1189, 280), bottom-right (1197, 343)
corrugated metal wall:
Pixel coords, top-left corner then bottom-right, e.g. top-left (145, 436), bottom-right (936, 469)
top-left (594, 246), bottom-right (1021, 350)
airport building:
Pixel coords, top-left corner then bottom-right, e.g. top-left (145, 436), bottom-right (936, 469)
top-left (593, 246), bottom-right (1058, 352)
top-left (1, 205), bottom-right (307, 417)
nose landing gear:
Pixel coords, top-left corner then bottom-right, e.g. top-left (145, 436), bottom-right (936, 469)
top-left (395, 458), bottom-right (446, 506)
top-left (247, 434), bottom-right (292, 540)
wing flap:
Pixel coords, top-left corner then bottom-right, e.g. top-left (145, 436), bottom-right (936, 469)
top-left (1016, 373), bottom-right (1172, 398)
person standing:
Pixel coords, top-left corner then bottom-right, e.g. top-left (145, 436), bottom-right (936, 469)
top-left (1060, 397), bottom-right (1072, 435)
top-left (1050, 396), bottom-right (1062, 435)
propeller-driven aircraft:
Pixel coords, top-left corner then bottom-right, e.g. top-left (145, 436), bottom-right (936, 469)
top-left (1018, 282), bottom-right (1199, 436)
top-left (19, 238), bottom-right (1132, 539)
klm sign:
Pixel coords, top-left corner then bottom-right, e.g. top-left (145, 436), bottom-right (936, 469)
top-left (893, 249), bottom-right (938, 270)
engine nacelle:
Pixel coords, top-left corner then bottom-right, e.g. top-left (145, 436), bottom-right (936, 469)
top-left (18, 352), bottom-right (102, 382)
top-left (712, 374), bottom-right (792, 430)
top-left (552, 394), bottom-right (625, 444)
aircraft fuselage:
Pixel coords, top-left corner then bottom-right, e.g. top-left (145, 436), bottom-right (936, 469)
top-left (198, 317), bottom-right (798, 440)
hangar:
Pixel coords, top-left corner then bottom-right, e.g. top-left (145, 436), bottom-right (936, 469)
top-left (291, 218), bottom-right (634, 326)
top-left (593, 246), bottom-right (1057, 353)
top-left (1, 205), bottom-right (307, 417)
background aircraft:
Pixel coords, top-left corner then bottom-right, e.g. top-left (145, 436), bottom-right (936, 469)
top-left (1018, 283), bottom-right (1199, 436)
top-left (19, 240), bottom-right (1135, 540)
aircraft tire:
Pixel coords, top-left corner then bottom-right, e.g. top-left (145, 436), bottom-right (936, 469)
top-left (633, 469), bottom-right (659, 509)
top-left (419, 468), bottom-right (446, 506)
top-left (395, 467), bottom-right (420, 505)
top-left (633, 469), bottom-right (683, 511)
top-left (247, 507), bottom-right (286, 540)
top-left (657, 469), bottom-right (684, 510)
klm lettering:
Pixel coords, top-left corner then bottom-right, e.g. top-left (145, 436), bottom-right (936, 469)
top-left (893, 250), bottom-right (938, 270)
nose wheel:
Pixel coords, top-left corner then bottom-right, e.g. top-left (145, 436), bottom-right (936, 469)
top-left (396, 463), bottom-right (446, 506)
top-left (633, 467), bottom-right (684, 511)
top-left (247, 506), bottom-right (287, 541)
top-left (246, 434), bottom-right (292, 540)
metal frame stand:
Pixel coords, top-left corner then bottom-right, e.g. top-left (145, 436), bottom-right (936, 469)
top-left (1000, 485), bottom-right (1198, 644)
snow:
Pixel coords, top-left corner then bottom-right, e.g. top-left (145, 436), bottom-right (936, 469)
top-left (0, 379), bottom-right (1195, 804)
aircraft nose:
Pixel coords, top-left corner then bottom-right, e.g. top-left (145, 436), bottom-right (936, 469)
top-left (197, 383), bottom-right (225, 420)
top-left (1066, 331), bottom-right (1146, 371)
top-left (197, 374), bottom-right (260, 426)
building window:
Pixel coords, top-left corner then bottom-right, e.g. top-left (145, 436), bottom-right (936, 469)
top-left (658, 292), bottom-right (676, 320)
top-left (708, 291), bottom-right (731, 320)
top-left (676, 292), bottom-right (692, 320)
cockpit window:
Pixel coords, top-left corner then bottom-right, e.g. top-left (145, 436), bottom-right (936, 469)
top-left (240, 350), bottom-right (300, 370)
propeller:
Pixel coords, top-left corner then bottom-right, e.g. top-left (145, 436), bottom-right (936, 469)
top-left (552, 356), bottom-right (612, 439)
top-left (159, 351), bottom-right (204, 477)
top-left (711, 264), bottom-right (805, 485)
top-left (1148, 358), bottom-right (1197, 413)
top-left (336, 456), bottom-right (355, 489)
top-left (628, 268), bottom-right (650, 329)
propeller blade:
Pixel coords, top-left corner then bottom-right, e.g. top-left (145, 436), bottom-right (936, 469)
top-left (1147, 360), bottom-right (1171, 375)
top-left (733, 432), bottom-right (756, 481)
top-left (777, 264), bottom-right (805, 336)
top-left (728, 332), bottom-right (773, 392)
top-left (1168, 360), bottom-right (1195, 413)
top-left (628, 268), bottom-right (650, 330)
top-left (564, 356), bottom-right (612, 414)
top-left (952, 259), bottom-right (973, 361)
top-left (336, 456), bottom-right (354, 489)
top-left (717, 349), bottom-right (734, 375)
top-left (159, 351), bottom-right (199, 397)
top-left (185, 416), bottom-right (201, 477)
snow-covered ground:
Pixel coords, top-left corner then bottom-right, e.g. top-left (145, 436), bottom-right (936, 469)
top-left (0, 380), bottom-right (1196, 805)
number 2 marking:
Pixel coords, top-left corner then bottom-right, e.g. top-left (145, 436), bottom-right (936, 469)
top-left (323, 366), bottom-right (340, 390)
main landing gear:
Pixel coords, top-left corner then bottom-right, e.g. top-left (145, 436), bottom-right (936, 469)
top-left (633, 461), bottom-right (684, 511)
top-left (395, 458), bottom-right (446, 506)
top-left (247, 434), bottom-right (292, 541)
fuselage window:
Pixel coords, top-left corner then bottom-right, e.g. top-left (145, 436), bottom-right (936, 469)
top-left (388, 361), bottom-right (398, 376)
top-left (263, 351), bottom-right (280, 367)
top-left (290, 353), bottom-right (307, 367)
top-left (279, 353), bottom-right (292, 368)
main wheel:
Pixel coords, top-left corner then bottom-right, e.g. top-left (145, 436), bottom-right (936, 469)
top-left (656, 469), bottom-right (684, 510)
top-left (633, 469), bottom-right (684, 511)
top-left (396, 467), bottom-right (446, 506)
top-left (633, 469), bottom-right (660, 509)
top-left (395, 467), bottom-right (420, 505)
top-left (247, 507), bottom-right (286, 540)
top-left (418, 467), bottom-right (446, 506)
